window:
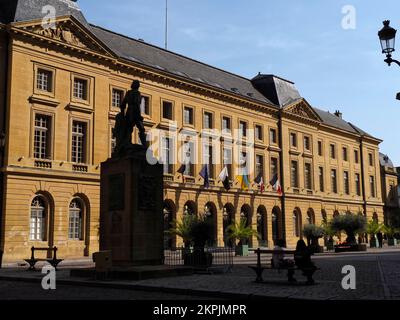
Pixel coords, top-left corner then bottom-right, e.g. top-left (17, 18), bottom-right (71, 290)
top-left (255, 155), bottom-right (264, 178)
top-left (239, 121), bottom-right (247, 137)
top-left (370, 176), bottom-right (375, 197)
top-left (290, 133), bottom-right (297, 148)
top-left (330, 144), bottom-right (336, 159)
top-left (255, 125), bottom-right (263, 141)
top-left (30, 197), bottom-right (46, 241)
top-left (293, 211), bottom-right (301, 237)
top-left (183, 107), bottom-right (194, 125)
top-left (331, 169), bottom-right (337, 193)
top-left (369, 153), bottom-right (374, 166)
top-left (304, 136), bottom-right (311, 151)
top-left (141, 96), bottom-right (150, 116)
top-left (111, 135), bottom-right (116, 155)
top-left (37, 69), bottom-right (53, 92)
top-left (71, 121), bottom-right (87, 164)
top-left (355, 173), bottom-right (361, 196)
top-left (343, 147), bottom-right (348, 161)
top-left (162, 137), bottom-right (174, 174)
top-left (223, 147), bottom-right (233, 178)
top-left (319, 167), bottom-right (324, 192)
top-left (269, 128), bottom-right (277, 145)
top-left (318, 141), bottom-right (323, 156)
top-left (162, 101), bottom-right (173, 120)
top-left (304, 163), bottom-right (312, 190)
top-left (182, 141), bottom-right (194, 176)
top-left (69, 199), bottom-right (83, 240)
top-left (204, 112), bottom-right (213, 129)
top-left (203, 143), bottom-right (214, 179)
top-left (354, 150), bottom-right (359, 164)
top-left (291, 160), bottom-right (298, 188)
top-left (222, 117), bottom-right (231, 131)
top-left (112, 89), bottom-right (124, 108)
top-left (270, 157), bottom-right (278, 179)
top-left (73, 78), bottom-right (88, 100)
top-left (34, 114), bottom-right (51, 159)
top-left (344, 171), bottom-right (349, 195)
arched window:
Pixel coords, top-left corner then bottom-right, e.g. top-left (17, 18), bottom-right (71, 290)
top-left (30, 196), bottom-right (47, 241)
top-left (293, 209), bottom-right (301, 238)
top-left (69, 199), bottom-right (83, 240)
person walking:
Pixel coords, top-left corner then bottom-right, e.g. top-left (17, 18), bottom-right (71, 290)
top-left (376, 231), bottom-right (383, 248)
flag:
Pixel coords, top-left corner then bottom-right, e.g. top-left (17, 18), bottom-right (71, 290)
top-left (177, 164), bottom-right (186, 174)
top-left (269, 174), bottom-right (282, 196)
top-left (218, 166), bottom-right (231, 191)
top-left (237, 174), bottom-right (250, 191)
top-left (199, 165), bottom-right (209, 188)
top-left (254, 173), bottom-right (265, 193)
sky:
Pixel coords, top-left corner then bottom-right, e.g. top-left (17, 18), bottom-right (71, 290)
top-left (79, 0), bottom-right (400, 165)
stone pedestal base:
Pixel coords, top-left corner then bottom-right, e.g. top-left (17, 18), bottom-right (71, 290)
top-left (100, 148), bottom-right (163, 266)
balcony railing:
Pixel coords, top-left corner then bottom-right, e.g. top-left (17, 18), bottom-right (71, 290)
top-left (34, 160), bottom-right (52, 169)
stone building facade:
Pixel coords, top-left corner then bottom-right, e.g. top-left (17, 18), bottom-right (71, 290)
top-left (0, 0), bottom-right (385, 261)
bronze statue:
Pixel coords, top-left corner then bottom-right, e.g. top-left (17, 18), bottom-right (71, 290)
top-left (112, 80), bottom-right (147, 157)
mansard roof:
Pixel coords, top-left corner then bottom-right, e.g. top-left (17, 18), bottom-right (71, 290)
top-left (0, 0), bottom-right (380, 141)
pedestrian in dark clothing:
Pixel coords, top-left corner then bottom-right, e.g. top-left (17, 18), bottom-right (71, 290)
top-left (376, 232), bottom-right (383, 248)
top-left (294, 240), bottom-right (317, 285)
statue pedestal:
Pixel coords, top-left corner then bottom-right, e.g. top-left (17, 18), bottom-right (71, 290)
top-left (100, 148), bottom-right (163, 266)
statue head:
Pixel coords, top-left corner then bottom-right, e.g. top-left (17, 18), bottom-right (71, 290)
top-left (131, 80), bottom-right (140, 90)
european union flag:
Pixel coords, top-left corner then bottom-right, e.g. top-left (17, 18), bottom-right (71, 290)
top-left (199, 165), bottom-right (209, 188)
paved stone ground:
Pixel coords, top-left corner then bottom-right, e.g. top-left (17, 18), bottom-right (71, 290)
top-left (0, 250), bottom-right (399, 300)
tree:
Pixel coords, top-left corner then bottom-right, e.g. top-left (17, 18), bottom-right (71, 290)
top-left (303, 224), bottom-right (325, 245)
top-left (366, 219), bottom-right (382, 237)
top-left (226, 218), bottom-right (259, 246)
top-left (168, 214), bottom-right (196, 247)
top-left (330, 214), bottom-right (367, 244)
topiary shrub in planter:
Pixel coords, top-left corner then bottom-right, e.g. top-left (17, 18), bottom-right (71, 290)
top-left (382, 225), bottom-right (399, 246)
top-left (303, 224), bottom-right (325, 253)
top-left (366, 220), bottom-right (382, 248)
top-left (330, 214), bottom-right (367, 252)
top-left (330, 214), bottom-right (367, 245)
top-left (226, 218), bottom-right (259, 256)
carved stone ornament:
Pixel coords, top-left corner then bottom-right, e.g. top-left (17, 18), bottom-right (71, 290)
top-left (31, 25), bottom-right (87, 48)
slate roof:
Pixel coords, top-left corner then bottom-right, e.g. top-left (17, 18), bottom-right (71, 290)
top-left (0, 1), bottom-right (380, 141)
top-left (0, 0), bottom-right (87, 25)
top-left (251, 74), bottom-right (301, 107)
top-left (89, 25), bottom-right (272, 105)
top-left (379, 153), bottom-right (395, 168)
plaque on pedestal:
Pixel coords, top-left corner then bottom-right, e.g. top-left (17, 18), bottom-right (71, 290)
top-left (100, 148), bottom-right (163, 266)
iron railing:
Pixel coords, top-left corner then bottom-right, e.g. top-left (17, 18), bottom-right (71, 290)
top-left (163, 246), bottom-right (234, 273)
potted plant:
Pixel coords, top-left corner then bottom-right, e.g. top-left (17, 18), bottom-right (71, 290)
top-left (303, 224), bottom-right (325, 253)
top-left (321, 221), bottom-right (338, 251)
top-left (366, 220), bottom-right (382, 248)
top-left (168, 214), bottom-right (196, 249)
top-left (330, 214), bottom-right (367, 252)
top-left (187, 216), bottom-right (214, 267)
top-left (382, 225), bottom-right (399, 246)
top-left (226, 218), bottom-right (259, 256)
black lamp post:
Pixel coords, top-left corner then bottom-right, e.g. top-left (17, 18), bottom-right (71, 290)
top-left (378, 20), bottom-right (400, 66)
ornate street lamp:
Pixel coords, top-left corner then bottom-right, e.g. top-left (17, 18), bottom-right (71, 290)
top-left (222, 208), bottom-right (229, 221)
top-left (378, 20), bottom-right (400, 66)
top-left (204, 205), bottom-right (211, 217)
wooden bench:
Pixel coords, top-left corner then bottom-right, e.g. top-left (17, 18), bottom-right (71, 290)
top-left (24, 246), bottom-right (63, 271)
top-left (248, 248), bottom-right (319, 285)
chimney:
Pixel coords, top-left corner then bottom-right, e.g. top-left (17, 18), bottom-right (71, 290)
top-left (334, 110), bottom-right (342, 118)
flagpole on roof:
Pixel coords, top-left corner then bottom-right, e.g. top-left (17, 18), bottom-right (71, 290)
top-left (165, 0), bottom-right (168, 50)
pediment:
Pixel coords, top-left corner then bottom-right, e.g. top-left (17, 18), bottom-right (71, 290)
top-left (283, 99), bottom-right (322, 122)
top-left (12, 16), bottom-right (115, 57)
